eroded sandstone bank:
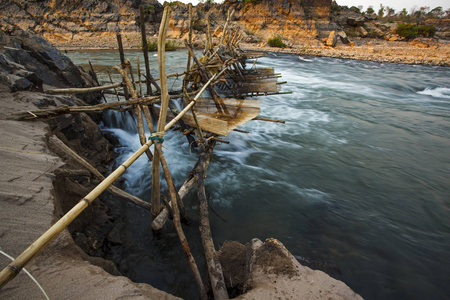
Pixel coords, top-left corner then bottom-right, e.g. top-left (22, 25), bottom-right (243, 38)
top-left (0, 28), bottom-right (180, 299)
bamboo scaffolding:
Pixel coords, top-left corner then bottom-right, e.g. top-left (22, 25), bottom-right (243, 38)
top-left (0, 67), bottom-right (217, 291)
top-left (2, 7), bottom-right (291, 296)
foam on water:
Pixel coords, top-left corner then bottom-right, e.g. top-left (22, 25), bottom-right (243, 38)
top-left (417, 87), bottom-right (450, 99)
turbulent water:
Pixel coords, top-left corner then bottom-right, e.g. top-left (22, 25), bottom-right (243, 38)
top-left (67, 50), bottom-right (450, 300)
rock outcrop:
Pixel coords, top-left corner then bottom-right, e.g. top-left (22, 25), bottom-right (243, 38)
top-left (219, 238), bottom-right (363, 299)
top-left (0, 28), bottom-right (180, 299)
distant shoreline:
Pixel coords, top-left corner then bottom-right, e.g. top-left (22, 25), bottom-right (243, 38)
top-left (53, 34), bottom-right (450, 67)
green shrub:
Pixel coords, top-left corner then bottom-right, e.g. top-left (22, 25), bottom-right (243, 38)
top-left (396, 23), bottom-right (437, 39)
top-left (245, 0), bottom-right (261, 4)
top-left (418, 24), bottom-right (437, 37)
top-left (165, 40), bottom-right (180, 51)
top-left (145, 40), bottom-right (179, 51)
top-left (147, 40), bottom-right (158, 51)
top-left (396, 23), bottom-right (419, 39)
top-left (144, 5), bottom-right (154, 13)
top-left (268, 35), bottom-right (286, 48)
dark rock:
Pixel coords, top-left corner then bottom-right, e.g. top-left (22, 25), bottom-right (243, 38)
top-left (347, 17), bottom-right (365, 27)
top-left (337, 30), bottom-right (350, 44)
top-left (32, 95), bottom-right (57, 109)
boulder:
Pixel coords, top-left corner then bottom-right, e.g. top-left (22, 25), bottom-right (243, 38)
top-left (411, 38), bottom-right (430, 48)
top-left (347, 17), bottom-right (365, 27)
top-left (337, 31), bottom-right (350, 44)
top-left (358, 26), bottom-right (368, 37)
top-left (0, 29), bottom-right (98, 104)
top-left (219, 238), bottom-right (363, 300)
top-left (326, 30), bottom-right (337, 47)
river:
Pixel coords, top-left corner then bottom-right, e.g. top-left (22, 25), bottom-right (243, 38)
top-left (67, 50), bottom-right (450, 300)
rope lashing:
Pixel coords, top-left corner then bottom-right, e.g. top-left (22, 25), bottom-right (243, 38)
top-left (149, 131), bottom-right (165, 144)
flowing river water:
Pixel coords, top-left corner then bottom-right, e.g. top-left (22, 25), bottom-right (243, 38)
top-left (67, 50), bottom-right (450, 300)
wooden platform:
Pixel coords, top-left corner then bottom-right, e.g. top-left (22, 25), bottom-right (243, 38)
top-left (181, 98), bottom-right (260, 136)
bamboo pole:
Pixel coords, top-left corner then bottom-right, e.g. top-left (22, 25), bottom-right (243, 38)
top-left (206, 14), bottom-right (212, 51)
top-left (220, 9), bottom-right (235, 46)
top-left (196, 141), bottom-right (229, 299)
top-left (14, 89), bottom-right (202, 121)
top-left (0, 74), bottom-right (214, 290)
top-left (46, 82), bottom-right (123, 95)
top-left (0, 137), bottom-right (155, 289)
top-left (14, 94), bottom-right (162, 120)
top-left (48, 136), bottom-right (151, 210)
top-left (151, 7), bottom-right (171, 218)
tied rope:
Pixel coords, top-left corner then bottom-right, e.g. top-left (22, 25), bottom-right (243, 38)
top-left (149, 131), bottom-right (165, 144)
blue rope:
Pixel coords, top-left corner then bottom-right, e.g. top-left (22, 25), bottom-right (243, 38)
top-left (149, 131), bottom-right (164, 144)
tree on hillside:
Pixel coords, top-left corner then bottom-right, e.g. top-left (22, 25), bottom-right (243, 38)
top-left (429, 6), bottom-right (444, 18)
top-left (366, 6), bottom-right (374, 14)
top-left (378, 4), bottom-right (385, 18)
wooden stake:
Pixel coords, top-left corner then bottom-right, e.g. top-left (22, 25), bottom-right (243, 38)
top-left (107, 69), bottom-right (121, 102)
top-left (252, 116), bottom-right (286, 123)
top-left (116, 33), bottom-right (130, 100)
top-left (183, 3), bottom-right (193, 92)
top-left (196, 141), bottom-right (229, 299)
top-left (139, 5), bottom-right (161, 95)
top-left (137, 54), bottom-right (143, 97)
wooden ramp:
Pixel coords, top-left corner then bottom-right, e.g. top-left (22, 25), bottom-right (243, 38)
top-left (181, 98), bottom-right (260, 136)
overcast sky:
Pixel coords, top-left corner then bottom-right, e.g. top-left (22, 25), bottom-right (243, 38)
top-left (335, 0), bottom-right (448, 12)
top-left (161, 0), bottom-right (448, 13)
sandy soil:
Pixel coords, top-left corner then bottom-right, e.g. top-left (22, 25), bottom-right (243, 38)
top-left (0, 89), bottom-right (181, 300)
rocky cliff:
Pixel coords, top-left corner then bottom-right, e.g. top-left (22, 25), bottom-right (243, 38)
top-left (0, 0), bottom-right (334, 47)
